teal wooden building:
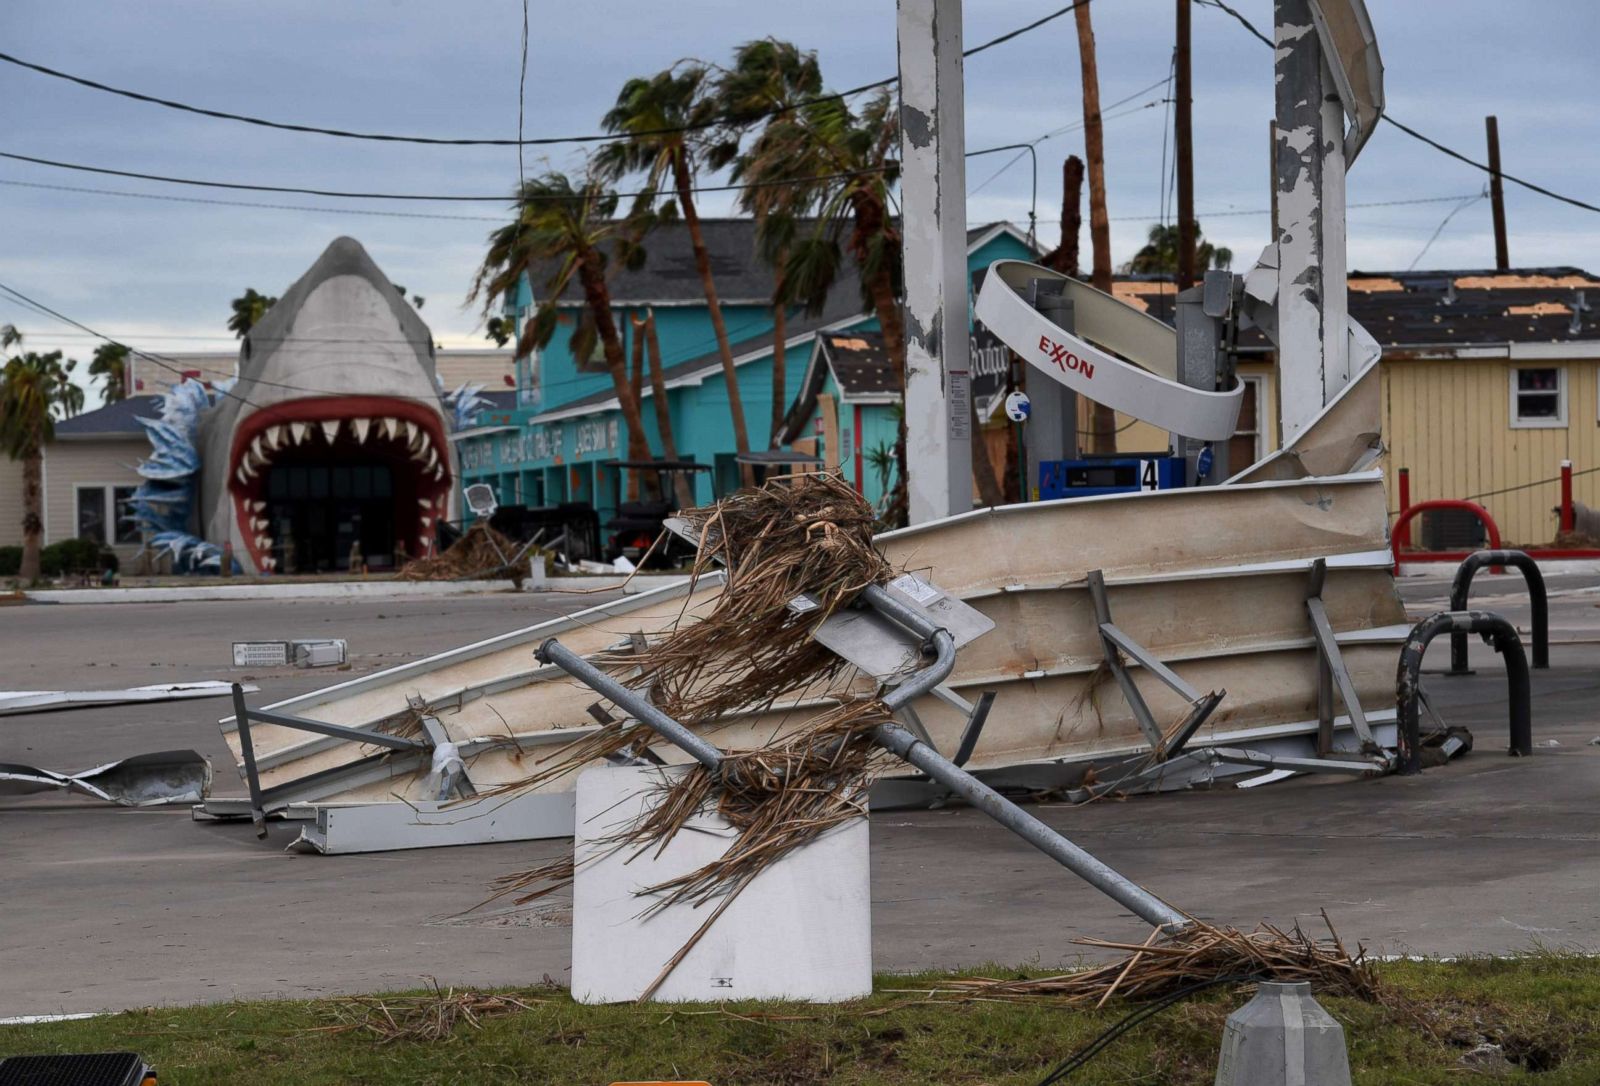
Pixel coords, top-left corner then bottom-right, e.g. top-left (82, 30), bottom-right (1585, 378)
top-left (454, 219), bottom-right (1037, 520)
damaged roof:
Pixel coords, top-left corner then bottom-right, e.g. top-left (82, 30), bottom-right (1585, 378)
top-left (1114, 266), bottom-right (1600, 349)
top-left (776, 331), bottom-right (898, 445)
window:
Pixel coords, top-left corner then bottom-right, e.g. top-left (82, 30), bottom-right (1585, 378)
top-left (76, 487), bottom-right (106, 544)
top-left (1226, 377), bottom-right (1263, 470)
top-left (76, 486), bottom-right (142, 546)
top-left (1511, 366), bottom-right (1566, 428)
top-left (112, 486), bottom-right (140, 544)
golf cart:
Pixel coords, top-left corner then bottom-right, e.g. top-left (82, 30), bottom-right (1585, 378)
top-left (605, 459), bottom-right (714, 568)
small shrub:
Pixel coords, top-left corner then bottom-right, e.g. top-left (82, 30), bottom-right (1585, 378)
top-left (0, 545), bottom-right (19, 576)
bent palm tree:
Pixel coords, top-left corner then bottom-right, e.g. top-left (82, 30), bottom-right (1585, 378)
top-left (469, 169), bottom-right (655, 485)
top-left (599, 65), bottom-right (756, 486)
top-left (715, 38), bottom-right (825, 447)
top-left (1, 332), bottom-right (85, 579)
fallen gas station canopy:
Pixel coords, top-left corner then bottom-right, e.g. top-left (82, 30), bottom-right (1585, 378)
top-left (197, 354), bottom-right (1419, 853)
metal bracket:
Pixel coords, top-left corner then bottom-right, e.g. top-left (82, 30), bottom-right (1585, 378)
top-left (1086, 569), bottom-right (1224, 760)
top-left (1305, 558), bottom-right (1378, 756)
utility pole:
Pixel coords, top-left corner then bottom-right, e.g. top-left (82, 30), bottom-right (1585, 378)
top-left (1073, 0), bottom-right (1118, 453)
top-left (897, 0), bottom-right (973, 524)
top-left (1486, 115), bottom-right (1510, 271)
top-left (1273, 0), bottom-right (1350, 445)
top-left (1175, 0), bottom-right (1197, 291)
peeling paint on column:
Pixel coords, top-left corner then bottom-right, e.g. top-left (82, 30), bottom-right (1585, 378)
top-left (1274, 0), bottom-right (1349, 446)
top-left (897, 0), bottom-right (971, 523)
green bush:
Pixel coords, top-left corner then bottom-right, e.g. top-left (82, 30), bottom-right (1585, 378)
top-left (40, 537), bottom-right (115, 576)
top-left (0, 545), bottom-right (19, 576)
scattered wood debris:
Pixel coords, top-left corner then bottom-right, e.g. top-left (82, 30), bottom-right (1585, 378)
top-left (325, 982), bottom-right (547, 1043)
top-left (399, 523), bottom-right (529, 586)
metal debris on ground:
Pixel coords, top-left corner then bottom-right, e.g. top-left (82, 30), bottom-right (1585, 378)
top-left (0, 749), bottom-right (212, 806)
top-left (324, 982), bottom-right (547, 1044)
top-left (939, 914), bottom-right (1382, 1007)
top-left (0, 681), bottom-right (252, 716)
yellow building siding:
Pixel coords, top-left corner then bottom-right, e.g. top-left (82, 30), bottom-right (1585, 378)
top-left (1110, 360), bottom-right (1279, 466)
top-left (1381, 355), bottom-right (1600, 546)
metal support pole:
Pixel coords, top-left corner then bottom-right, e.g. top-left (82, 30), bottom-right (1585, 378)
top-left (1024, 279), bottom-right (1077, 477)
top-left (1396, 467), bottom-right (1412, 549)
top-left (1447, 550), bottom-right (1548, 672)
top-left (1274, 0), bottom-right (1351, 443)
top-left (536, 584), bottom-right (1188, 933)
top-left (1396, 610), bottom-right (1531, 774)
top-left (533, 639), bottom-right (727, 772)
top-left (898, 0), bottom-right (973, 524)
top-left (1560, 459), bottom-right (1575, 534)
top-left (230, 683), bottom-right (268, 840)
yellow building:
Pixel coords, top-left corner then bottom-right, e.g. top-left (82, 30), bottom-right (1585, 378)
top-left (1113, 268), bottom-right (1600, 547)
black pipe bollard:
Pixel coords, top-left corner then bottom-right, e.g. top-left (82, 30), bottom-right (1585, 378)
top-left (1397, 610), bottom-right (1532, 775)
top-left (1448, 550), bottom-right (1548, 673)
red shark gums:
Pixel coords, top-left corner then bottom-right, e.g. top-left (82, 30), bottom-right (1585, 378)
top-left (1038, 335), bottom-right (1096, 380)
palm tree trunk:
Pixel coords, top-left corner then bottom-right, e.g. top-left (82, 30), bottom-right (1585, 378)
top-left (625, 316), bottom-right (646, 501)
top-left (1074, 0), bottom-right (1119, 454)
top-left (769, 252), bottom-right (788, 447)
top-left (576, 250), bottom-right (653, 484)
top-left (20, 448), bottom-right (43, 581)
top-left (671, 154), bottom-right (755, 488)
top-left (643, 310), bottom-right (695, 508)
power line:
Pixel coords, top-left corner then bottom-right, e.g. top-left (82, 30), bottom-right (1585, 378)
top-left (0, 1), bottom-right (1093, 149)
top-left (0, 150), bottom-right (884, 203)
top-left (1407, 190), bottom-right (1487, 271)
top-left (516, 0), bottom-right (529, 185)
top-left (1196, 0), bottom-right (1600, 216)
top-left (0, 178), bottom-right (505, 221)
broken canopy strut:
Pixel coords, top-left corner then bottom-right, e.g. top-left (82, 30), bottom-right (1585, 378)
top-left (536, 582), bottom-right (1189, 932)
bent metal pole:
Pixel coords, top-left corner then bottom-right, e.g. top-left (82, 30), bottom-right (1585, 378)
top-left (537, 590), bottom-right (1189, 933)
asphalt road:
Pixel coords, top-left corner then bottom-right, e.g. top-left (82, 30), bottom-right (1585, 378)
top-left (4, 579), bottom-right (1600, 1017)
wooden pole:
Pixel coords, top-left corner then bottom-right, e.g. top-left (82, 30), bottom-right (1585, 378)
top-left (1074, 0), bottom-right (1118, 453)
top-left (1175, 0), bottom-right (1196, 290)
top-left (1486, 115), bottom-right (1510, 271)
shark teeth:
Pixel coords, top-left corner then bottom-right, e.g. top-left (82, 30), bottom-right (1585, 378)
top-left (248, 500), bottom-right (266, 513)
top-left (265, 424), bottom-right (284, 450)
top-left (319, 420), bottom-right (339, 443)
top-left (251, 517), bottom-right (269, 532)
top-left (290, 421), bottom-right (308, 445)
top-left (352, 418), bottom-right (371, 444)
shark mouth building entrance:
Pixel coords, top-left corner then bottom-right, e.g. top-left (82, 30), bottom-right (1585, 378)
top-left (194, 237), bottom-right (458, 575)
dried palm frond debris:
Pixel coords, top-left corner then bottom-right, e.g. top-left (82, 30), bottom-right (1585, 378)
top-left (399, 522), bottom-right (528, 584)
top-left (486, 477), bottom-right (902, 974)
top-left (326, 982), bottom-right (546, 1043)
top-left (622, 471), bottom-right (890, 725)
top-left (941, 914), bottom-right (1382, 1007)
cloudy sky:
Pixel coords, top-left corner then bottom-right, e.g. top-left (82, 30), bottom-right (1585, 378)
top-left (3, 0), bottom-right (1598, 375)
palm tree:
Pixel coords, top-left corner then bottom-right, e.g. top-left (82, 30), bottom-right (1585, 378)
top-left (228, 289), bottom-right (278, 338)
top-left (598, 65), bottom-right (756, 486)
top-left (468, 169), bottom-right (655, 483)
top-left (714, 39), bottom-right (826, 447)
top-left (733, 87), bottom-right (907, 521)
top-left (89, 342), bottom-right (129, 404)
top-left (1124, 223), bottom-right (1234, 276)
top-left (1, 330), bottom-right (85, 580)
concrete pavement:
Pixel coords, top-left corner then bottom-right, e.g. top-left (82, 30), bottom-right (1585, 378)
top-left (3, 582), bottom-right (1599, 1016)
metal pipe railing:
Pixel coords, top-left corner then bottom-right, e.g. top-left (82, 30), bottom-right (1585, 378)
top-left (1447, 550), bottom-right (1548, 672)
top-left (535, 584), bottom-right (1189, 932)
top-left (1396, 610), bottom-right (1532, 775)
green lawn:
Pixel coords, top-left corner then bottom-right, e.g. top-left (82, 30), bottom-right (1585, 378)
top-left (4, 955), bottom-right (1599, 1085)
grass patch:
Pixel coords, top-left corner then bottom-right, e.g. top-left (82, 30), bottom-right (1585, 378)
top-left (5, 956), bottom-right (1600, 1084)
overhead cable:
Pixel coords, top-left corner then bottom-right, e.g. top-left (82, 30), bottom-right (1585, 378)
top-left (0, 1), bottom-right (1091, 148)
